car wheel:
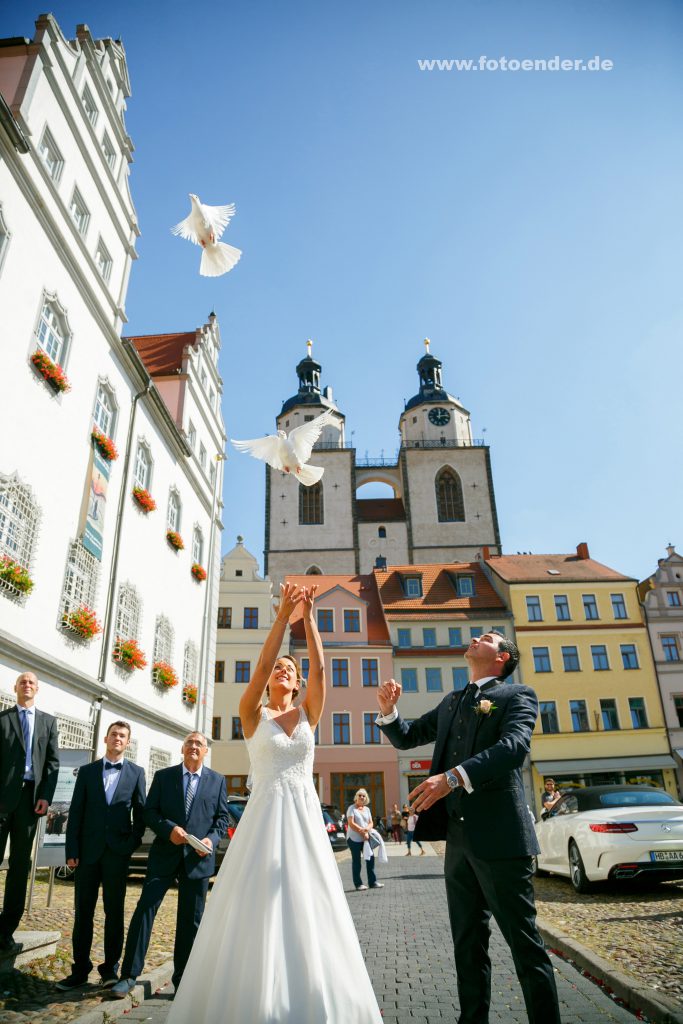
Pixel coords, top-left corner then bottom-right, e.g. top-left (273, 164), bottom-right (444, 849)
top-left (568, 841), bottom-right (592, 894)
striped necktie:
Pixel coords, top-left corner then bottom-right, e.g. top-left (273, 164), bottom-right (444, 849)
top-left (185, 773), bottom-right (198, 817)
top-left (20, 709), bottom-right (32, 776)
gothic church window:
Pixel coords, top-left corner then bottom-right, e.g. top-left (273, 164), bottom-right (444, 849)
top-left (435, 467), bottom-right (464, 522)
top-left (299, 482), bottom-right (323, 525)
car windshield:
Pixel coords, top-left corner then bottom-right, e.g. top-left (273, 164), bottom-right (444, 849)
top-left (599, 791), bottom-right (677, 807)
top-left (227, 800), bottom-right (247, 820)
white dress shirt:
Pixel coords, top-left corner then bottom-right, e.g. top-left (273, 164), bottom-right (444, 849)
top-left (183, 763), bottom-right (204, 801)
top-left (17, 704), bottom-right (35, 780)
top-left (102, 756), bottom-right (126, 805)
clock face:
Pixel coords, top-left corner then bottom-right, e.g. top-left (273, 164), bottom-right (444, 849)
top-left (428, 407), bottom-right (450, 426)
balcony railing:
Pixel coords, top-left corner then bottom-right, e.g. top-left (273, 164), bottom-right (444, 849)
top-left (401, 438), bottom-right (485, 449)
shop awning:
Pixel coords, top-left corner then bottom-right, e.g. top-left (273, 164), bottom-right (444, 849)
top-left (534, 754), bottom-right (676, 773)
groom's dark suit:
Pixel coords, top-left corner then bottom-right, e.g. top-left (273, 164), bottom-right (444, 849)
top-left (380, 678), bottom-right (561, 1024)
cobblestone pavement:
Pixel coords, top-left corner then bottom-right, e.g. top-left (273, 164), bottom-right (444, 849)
top-left (0, 853), bottom-right (660, 1024)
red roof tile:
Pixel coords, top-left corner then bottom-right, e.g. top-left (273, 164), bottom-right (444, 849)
top-left (284, 574), bottom-right (391, 645)
top-left (485, 554), bottom-right (633, 584)
top-left (126, 332), bottom-right (197, 376)
top-left (373, 563), bottom-right (506, 614)
top-left (356, 498), bottom-right (405, 522)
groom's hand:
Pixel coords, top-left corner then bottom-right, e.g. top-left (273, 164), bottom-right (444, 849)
top-left (409, 773), bottom-right (451, 813)
top-left (377, 679), bottom-right (401, 716)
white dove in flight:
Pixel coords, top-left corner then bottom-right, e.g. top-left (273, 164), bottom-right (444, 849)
top-left (171, 193), bottom-right (242, 277)
top-left (231, 410), bottom-right (336, 487)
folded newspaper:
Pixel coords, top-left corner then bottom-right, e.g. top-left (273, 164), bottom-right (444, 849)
top-left (186, 834), bottom-right (210, 854)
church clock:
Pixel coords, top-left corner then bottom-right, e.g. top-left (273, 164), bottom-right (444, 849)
top-left (428, 407), bottom-right (450, 426)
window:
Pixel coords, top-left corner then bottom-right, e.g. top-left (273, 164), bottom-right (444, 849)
top-left (423, 628), bottom-right (436, 647)
top-left (39, 128), bottom-right (63, 182)
top-left (93, 382), bottom-right (116, 436)
top-left (452, 667), bottom-right (469, 690)
top-left (570, 700), bottom-right (589, 732)
top-left (435, 467), bottom-right (464, 522)
top-left (153, 615), bottom-right (174, 667)
top-left (217, 607), bottom-right (232, 628)
top-left (526, 596), bottom-right (542, 622)
top-left (95, 239), bottom-right (113, 282)
top-left (0, 205), bottom-right (10, 274)
top-left (69, 188), bottom-right (90, 236)
top-left (333, 713), bottom-right (350, 744)
top-left (667, 591), bottom-right (682, 607)
top-left (344, 609), bottom-right (360, 632)
top-left (582, 594), bottom-right (599, 620)
top-left (299, 481), bottom-right (323, 525)
top-left (674, 696), bottom-right (683, 728)
top-left (192, 527), bottom-right (204, 564)
top-left (200, 367), bottom-right (208, 390)
top-left (183, 641), bottom-right (198, 688)
top-left (331, 659), bottom-right (349, 687)
top-left (600, 699), bottom-right (619, 730)
top-left (561, 646), bottom-right (580, 672)
top-left (662, 636), bottom-right (680, 662)
top-left (101, 131), bottom-right (116, 170)
top-left (231, 717), bottom-right (243, 740)
top-left (187, 422), bottom-right (196, 449)
top-left (133, 442), bottom-right (152, 490)
top-left (455, 575), bottom-right (475, 597)
top-left (449, 627), bottom-right (462, 647)
top-left (397, 628), bottom-right (411, 648)
top-left (199, 443), bottom-right (207, 471)
top-left (470, 626), bottom-right (483, 639)
top-left (362, 659), bottom-right (378, 687)
top-left (36, 299), bottom-right (68, 363)
top-left (60, 540), bottom-right (99, 621)
top-left (491, 625), bottom-right (506, 636)
top-left (0, 473), bottom-right (40, 582)
top-left (235, 661), bottom-right (250, 683)
top-left (300, 658), bottom-right (309, 680)
top-left (611, 593), bottom-right (627, 619)
top-left (243, 607), bottom-right (258, 629)
top-left (401, 668), bottom-right (418, 692)
top-left (426, 667), bottom-right (443, 692)
top-left (591, 645), bottom-right (609, 671)
top-left (167, 489), bottom-right (181, 531)
top-left (403, 576), bottom-right (422, 597)
top-left (215, 660), bottom-right (225, 683)
top-left (554, 595), bottom-right (570, 621)
top-left (317, 609), bottom-right (333, 632)
top-left (149, 747), bottom-right (172, 778)
top-left (532, 647), bottom-right (551, 672)
top-left (540, 702), bottom-right (559, 734)
top-left (621, 644), bottom-right (639, 670)
top-left (378, 526), bottom-right (386, 538)
top-left (114, 581), bottom-right (141, 643)
top-left (212, 716), bottom-right (221, 740)
top-left (82, 85), bottom-right (98, 125)
top-left (364, 713), bottom-right (381, 744)
top-left (629, 697), bottom-right (648, 729)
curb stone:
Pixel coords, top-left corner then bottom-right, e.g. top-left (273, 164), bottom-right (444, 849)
top-left (538, 920), bottom-right (683, 1024)
top-left (68, 961), bottom-right (174, 1024)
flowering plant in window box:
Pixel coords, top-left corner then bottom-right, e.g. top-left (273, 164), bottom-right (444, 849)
top-left (31, 349), bottom-right (71, 393)
top-left (153, 661), bottom-right (179, 688)
top-left (0, 555), bottom-right (34, 595)
top-left (166, 530), bottom-right (184, 551)
top-left (191, 563), bottom-right (207, 582)
top-left (132, 487), bottom-right (157, 513)
top-left (182, 684), bottom-right (198, 706)
top-left (91, 427), bottom-right (119, 461)
top-left (62, 604), bottom-right (102, 640)
top-left (113, 637), bottom-right (147, 671)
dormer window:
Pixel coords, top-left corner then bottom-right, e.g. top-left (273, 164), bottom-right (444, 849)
top-left (451, 574), bottom-right (475, 597)
top-left (403, 575), bottom-right (422, 598)
top-left (82, 86), bottom-right (98, 126)
top-left (101, 131), bottom-right (116, 171)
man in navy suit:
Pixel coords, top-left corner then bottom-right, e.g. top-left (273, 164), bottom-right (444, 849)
top-left (111, 731), bottom-right (228, 998)
top-left (56, 720), bottom-right (146, 990)
top-left (0, 672), bottom-right (59, 952)
top-left (377, 632), bottom-right (561, 1024)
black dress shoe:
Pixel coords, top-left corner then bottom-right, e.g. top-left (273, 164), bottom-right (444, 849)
top-left (0, 936), bottom-right (21, 954)
top-left (55, 973), bottom-right (89, 991)
top-left (99, 970), bottom-right (119, 988)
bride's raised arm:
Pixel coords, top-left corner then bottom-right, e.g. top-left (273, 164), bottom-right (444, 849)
top-left (239, 582), bottom-right (302, 738)
top-left (301, 586), bottom-right (325, 728)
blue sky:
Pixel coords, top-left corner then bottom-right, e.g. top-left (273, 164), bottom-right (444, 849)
top-left (7, 1), bottom-right (682, 580)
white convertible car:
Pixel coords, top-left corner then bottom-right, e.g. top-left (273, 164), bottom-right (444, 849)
top-left (534, 785), bottom-right (683, 893)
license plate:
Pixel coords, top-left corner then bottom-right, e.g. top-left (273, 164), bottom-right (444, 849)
top-left (650, 850), bottom-right (683, 862)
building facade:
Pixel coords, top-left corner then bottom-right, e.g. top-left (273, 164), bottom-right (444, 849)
top-left (0, 15), bottom-right (225, 775)
top-left (639, 545), bottom-right (683, 795)
top-left (483, 546), bottom-right (678, 813)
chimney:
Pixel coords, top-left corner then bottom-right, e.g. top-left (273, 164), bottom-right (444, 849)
top-left (576, 542), bottom-right (590, 560)
top-left (482, 545), bottom-right (491, 561)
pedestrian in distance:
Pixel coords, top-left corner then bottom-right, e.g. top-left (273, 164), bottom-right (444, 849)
top-left (541, 778), bottom-right (562, 814)
top-left (56, 720), bottom-right (146, 991)
top-left (347, 789), bottom-right (384, 891)
top-left (404, 810), bottom-right (424, 856)
top-left (0, 672), bottom-right (59, 952)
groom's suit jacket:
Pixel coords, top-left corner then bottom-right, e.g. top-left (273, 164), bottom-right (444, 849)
top-left (380, 678), bottom-right (539, 860)
top-left (65, 758), bottom-right (147, 864)
top-left (0, 706), bottom-right (60, 815)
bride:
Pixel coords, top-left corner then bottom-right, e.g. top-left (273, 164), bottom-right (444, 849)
top-left (167, 582), bottom-right (383, 1023)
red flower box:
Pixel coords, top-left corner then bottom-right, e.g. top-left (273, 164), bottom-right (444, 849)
top-left (182, 684), bottom-right (198, 706)
top-left (113, 637), bottom-right (147, 671)
top-left (62, 605), bottom-right (102, 640)
top-left (154, 661), bottom-right (179, 688)
top-left (191, 563), bottom-right (207, 582)
top-left (0, 555), bottom-right (34, 595)
top-left (166, 530), bottom-right (184, 551)
top-left (91, 427), bottom-right (119, 462)
top-left (133, 487), bottom-right (157, 513)
top-left (31, 349), bottom-right (71, 393)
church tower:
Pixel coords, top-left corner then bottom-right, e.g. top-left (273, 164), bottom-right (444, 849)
top-left (264, 343), bottom-right (357, 586)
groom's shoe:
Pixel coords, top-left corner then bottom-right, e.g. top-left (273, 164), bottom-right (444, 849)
top-left (110, 978), bottom-right (136, 999)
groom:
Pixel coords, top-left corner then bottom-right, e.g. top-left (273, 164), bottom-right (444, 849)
top-left (376, 632), bottom-right (561, 1024)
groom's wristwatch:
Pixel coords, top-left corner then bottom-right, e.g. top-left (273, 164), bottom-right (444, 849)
top-left (444, 769), bottom-right (459, 791)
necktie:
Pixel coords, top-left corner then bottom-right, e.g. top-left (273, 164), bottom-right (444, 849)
top-left (462, 683), bottom-right (479, 712)
top-left (185, 773), bottom-right (197, 817)
top-left (104, 761), bottom-right (123, 771)
top-left (20, 708), bottom-right (31, 752)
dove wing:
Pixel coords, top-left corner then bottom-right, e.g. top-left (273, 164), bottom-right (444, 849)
top-left (287, 410), bottom-right (335, 465)
top-left (231, 434), bottom-right (286, 471)
top-left (170, 210), bottom-right (200, 244)
top-left (201, 202), bottom-right (236, 240)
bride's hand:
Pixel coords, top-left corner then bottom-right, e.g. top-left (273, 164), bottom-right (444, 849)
top-left (275, 582), bottom-right (302, 624)
top-left (301, 586), bottom-right (317, 622)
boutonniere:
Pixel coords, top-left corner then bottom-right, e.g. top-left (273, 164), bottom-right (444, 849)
top-left (474, 699), bottom-right (497, 716)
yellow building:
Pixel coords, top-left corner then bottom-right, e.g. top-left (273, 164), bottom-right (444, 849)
top-left (484, 544), bottom-right (677, 814)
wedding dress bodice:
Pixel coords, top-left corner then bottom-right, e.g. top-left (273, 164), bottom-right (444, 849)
top-left (246, 705), bottom-right (314, 792)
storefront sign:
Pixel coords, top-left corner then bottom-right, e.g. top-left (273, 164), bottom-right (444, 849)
top-left (409, 760), bottom-right (431, 770)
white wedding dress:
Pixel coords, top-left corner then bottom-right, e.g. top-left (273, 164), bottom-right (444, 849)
top-left (167, 705), bottom-right (383, 1023)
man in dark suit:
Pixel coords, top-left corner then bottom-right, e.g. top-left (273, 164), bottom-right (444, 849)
top-left (111, 731), bottom-right (228, 998)
top-left (0, 672), bottom-right (60, 951)
top-left (377, 632), bottom-right (561, 1024)
top-left (56, 720), bottom-right (146, 991)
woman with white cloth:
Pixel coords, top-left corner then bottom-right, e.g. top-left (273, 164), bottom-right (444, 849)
top-left (346, 789), bottom-right (384, 891)
top-left (167, 583), bottom-right (382, 1023)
